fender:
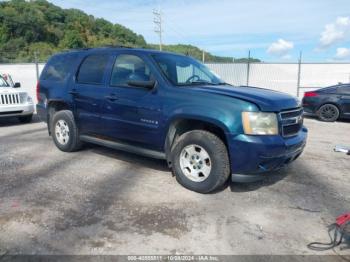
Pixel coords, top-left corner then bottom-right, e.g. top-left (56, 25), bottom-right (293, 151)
top-left (46, 99), bottom-right (73, 134)
top-left (163, 112), bottom-right (232, 166)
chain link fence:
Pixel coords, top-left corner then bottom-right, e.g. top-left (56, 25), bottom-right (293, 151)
top-left (206, 62), bottom-right (350, 97)
top-left (1, 50), bottom-right (350, 104)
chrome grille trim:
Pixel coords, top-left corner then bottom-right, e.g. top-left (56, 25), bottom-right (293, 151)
top-left (279, 108), bottom-right (304, 137)
top-left (0, 93), bottom-right (21, 105)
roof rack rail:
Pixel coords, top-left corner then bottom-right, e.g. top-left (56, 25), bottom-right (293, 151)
top-left (99, 45), bottom-right (134, 49)
top-left (62, 48), bottom-right (92, 53)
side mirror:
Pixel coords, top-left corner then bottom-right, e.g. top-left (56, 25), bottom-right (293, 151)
top-left (14, 82), bottom-right (21, 88)
top-left (127, 80), bottom-right (155, 89)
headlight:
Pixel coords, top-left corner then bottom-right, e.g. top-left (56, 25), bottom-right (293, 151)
top-left (19, 92), bottom-right (27, 103)
top-left (27, 96), bottom-right (33, 103)
top-left (242, 112), bottom-right (278, 135)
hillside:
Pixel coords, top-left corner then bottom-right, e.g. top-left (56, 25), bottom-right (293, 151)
top-left (148, 44), bottom-right (234, 63)
top-left (0, 0), bottom-right (259, 63)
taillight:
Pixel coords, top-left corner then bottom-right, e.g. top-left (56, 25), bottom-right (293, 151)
top-left (36, 81), bottom-right (40, 102)
top-left (304, 91), bottom-right (318, 97)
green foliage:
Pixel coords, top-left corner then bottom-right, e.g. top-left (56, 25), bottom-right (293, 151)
top-left (147, 44), bottom-right (233, 62)
top-left (0, 0), bottom-right (147, 62)
top-left (233, 58), bottom-right (261, 63)
top-left (0, 0), bottom-right (260, 63)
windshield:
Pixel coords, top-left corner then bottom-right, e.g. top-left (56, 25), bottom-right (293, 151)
top-left (152, 53), bottom-right (225, 86)
top-left (0, 76), bottom-right (10, 87)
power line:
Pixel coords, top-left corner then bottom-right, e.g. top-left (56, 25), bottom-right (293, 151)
top-left (153, 9), bottom-right (163, 51)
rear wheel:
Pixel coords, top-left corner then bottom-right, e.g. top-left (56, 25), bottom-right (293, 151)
top-left (51, 110), bottom-right (82, 152)
top-left (171, 130), bottom-right (230, 193)
top-left (18, 114), bottom-right (33, 123)
top-left (317, 104), bottom-right (339, 122)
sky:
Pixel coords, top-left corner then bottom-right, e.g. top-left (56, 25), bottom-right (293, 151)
top-left (49, 0), bottom-right (350, 62)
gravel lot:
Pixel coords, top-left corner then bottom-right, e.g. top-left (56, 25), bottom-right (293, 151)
top-left (0, 116), bottom-right (349, 256)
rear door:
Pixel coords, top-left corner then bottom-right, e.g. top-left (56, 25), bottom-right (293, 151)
top-left (99, 53), bottom-right (163, 150)
top-left (72, 54), bottom-right (111, 135)
top-left (337, 85), bottom-right (350, 117)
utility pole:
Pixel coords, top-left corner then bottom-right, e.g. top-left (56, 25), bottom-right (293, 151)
top-left (297, 51), bottom-right (302, 97)
top-left (246, 50), bottom-right (251, 86)
top-left (202, 50), bottom-right (205, 63)
top-left (153, 9), bottom-right (163, 51)
top-left (34, 51), bottom-right (39, 82)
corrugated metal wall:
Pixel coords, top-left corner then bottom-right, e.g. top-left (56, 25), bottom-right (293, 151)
top-left (206, 63), bottom-right (350, 97)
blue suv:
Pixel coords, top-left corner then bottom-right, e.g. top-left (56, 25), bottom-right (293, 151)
top-left (37, 47), bottom-right (307, 193)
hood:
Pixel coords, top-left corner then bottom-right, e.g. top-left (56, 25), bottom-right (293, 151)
top-left (0, 87), bottom-right (23, 94)
top-left (191, 85), bottom-right (300, 112)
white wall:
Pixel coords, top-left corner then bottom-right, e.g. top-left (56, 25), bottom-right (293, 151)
top-left (1, 63), bottom-right (349, 103)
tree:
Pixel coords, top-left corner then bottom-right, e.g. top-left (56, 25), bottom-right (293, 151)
top-left (60, 30), bottom-right (85, 49)
top-left (0, 0), bottom-right (258, 63)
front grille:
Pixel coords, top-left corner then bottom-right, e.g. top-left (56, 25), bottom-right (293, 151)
top-left (0, 93), bottom-right (21, 105)
top-left (279, 108), bottom-right (303, 137)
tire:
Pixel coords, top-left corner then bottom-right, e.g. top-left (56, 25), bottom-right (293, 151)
top-left (18, 114), bottom-right (33, 123)
top-left (171, 130), bottom-right (230, 193)
top-left (51, 110), bottom-right (82, 152)
top-left (317, 104), bottom-right (340, 122)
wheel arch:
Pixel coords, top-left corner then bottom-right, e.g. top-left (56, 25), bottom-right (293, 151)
top-left (47, 100), bottom-right (72, 135)
top-left (317, 102), bottom-right (341, 112)
top-left (164, 116), bottom-right (230, 167)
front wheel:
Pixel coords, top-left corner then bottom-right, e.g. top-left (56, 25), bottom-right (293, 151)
top-left (171, 130), bottom-right (230, 193)
top-left (317, 104), bottom-right (339, 122)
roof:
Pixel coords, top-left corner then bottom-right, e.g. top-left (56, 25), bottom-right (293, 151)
top-left (59, 46), bottom-right (185, 57)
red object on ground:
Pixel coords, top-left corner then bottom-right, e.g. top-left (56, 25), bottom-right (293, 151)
top-left (336, 213), bottom-right (350, 227)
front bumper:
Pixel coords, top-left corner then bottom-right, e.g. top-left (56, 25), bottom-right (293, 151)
top-left (0, 103), bottom-right (34, 117)
top-left (228, 127), bottom-right (308, 182)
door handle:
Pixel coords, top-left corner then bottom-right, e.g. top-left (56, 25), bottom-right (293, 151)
top-left (69, 90), bottom-right (79, 95)
top-left (105, 94), bottom-right (119, 101)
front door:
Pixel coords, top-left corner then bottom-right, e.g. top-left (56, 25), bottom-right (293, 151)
top-left (100, 53), bottom-right (163, 150)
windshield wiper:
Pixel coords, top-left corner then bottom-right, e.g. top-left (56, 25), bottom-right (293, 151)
top-left (187, 81), bottom-right (212, 85)
top-left (184, 81), bottom-right (232, 86)
top-left (215, 82), bottom-right (232, 86)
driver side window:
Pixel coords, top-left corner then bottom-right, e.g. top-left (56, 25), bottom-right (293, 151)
top-left (110, 54), bottom-right (151, 87)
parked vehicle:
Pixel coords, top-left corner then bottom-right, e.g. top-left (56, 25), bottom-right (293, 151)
top-left (302, 84), bottom-right (350, 122)
top-left (36, 47), bottom-right (307, 193)
top-left (0, 74), bottom-right (34, 123)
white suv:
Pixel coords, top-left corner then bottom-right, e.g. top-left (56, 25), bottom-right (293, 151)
top-left (0, 74), bottom-right (34, 123)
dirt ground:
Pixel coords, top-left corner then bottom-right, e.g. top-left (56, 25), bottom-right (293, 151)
top-left (0, 116), bottom-right (349, 256)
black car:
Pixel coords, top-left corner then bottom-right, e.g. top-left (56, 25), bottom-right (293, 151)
top-left (302, 84), bottom-right (350, 122)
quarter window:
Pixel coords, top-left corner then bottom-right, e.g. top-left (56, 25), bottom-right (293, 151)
top-left (42, 54), bottom-right (77, 82)
top-left (77, 54), bottom-right (110, 85)
top-left (110, 55), bottom-right (151, 86)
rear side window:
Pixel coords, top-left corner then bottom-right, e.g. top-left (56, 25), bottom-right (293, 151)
top-left (337, 85), bottom-right (350, 94)
top-left (77, 54), bottom-right (110, 85)
top-left (41, 54), bottom-right (77, 82)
